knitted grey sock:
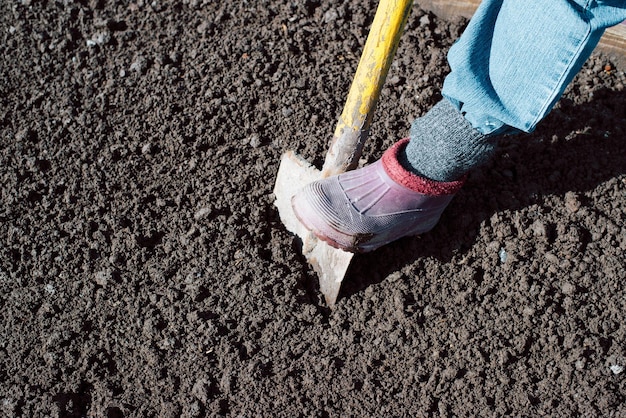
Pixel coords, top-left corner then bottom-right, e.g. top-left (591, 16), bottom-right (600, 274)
top-left (399, 98), bottom-right (498, 182)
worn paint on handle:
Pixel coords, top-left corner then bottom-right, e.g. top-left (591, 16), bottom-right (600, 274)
top-left (322, 0), bottom-right (413, 178)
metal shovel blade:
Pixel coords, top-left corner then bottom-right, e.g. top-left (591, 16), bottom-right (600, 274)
top-left (273, 151), bottom-right (354, 308)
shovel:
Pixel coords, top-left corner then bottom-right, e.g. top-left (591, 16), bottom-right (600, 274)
top-left (274, 0), bottom-right (413, 308)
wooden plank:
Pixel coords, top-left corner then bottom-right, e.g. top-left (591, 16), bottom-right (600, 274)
top-left (418, 0), bottom-right (480, 20)
top-left (417, 1), bottom-right (626, 66)
top-left (601, 23), bottom-right (626, 65)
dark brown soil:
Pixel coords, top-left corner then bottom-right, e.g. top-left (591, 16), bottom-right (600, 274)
top-left (1, 1), bottom-right (625, 416)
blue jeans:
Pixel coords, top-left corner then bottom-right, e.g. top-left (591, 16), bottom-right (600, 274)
top-left (442, 0), bottom-right (626, 136)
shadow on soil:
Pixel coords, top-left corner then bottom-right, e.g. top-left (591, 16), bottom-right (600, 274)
top-left (340, 87), bottom-right (626, 300)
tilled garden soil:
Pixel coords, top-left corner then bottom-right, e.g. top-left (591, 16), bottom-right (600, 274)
top-left (1, 1), bottom-right (625, 417)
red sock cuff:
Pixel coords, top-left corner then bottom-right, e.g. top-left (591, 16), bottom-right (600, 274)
top-left (382, 138), bottom-right (466, 196)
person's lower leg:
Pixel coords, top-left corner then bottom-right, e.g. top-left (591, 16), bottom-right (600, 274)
top-left (400, 99), bottom-right (498, 182)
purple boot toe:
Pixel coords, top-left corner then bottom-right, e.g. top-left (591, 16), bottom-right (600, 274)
top-left (291, 139), bottom-right (465, 252)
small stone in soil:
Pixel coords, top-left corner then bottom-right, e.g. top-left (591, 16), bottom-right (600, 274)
top-left (248, 134), bottom-right (261, 148)
top-left (498, 247), bottom-right (508, 263)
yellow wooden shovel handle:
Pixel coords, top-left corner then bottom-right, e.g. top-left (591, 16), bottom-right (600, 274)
top-left (322, 0), bottom-right (413, 178)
